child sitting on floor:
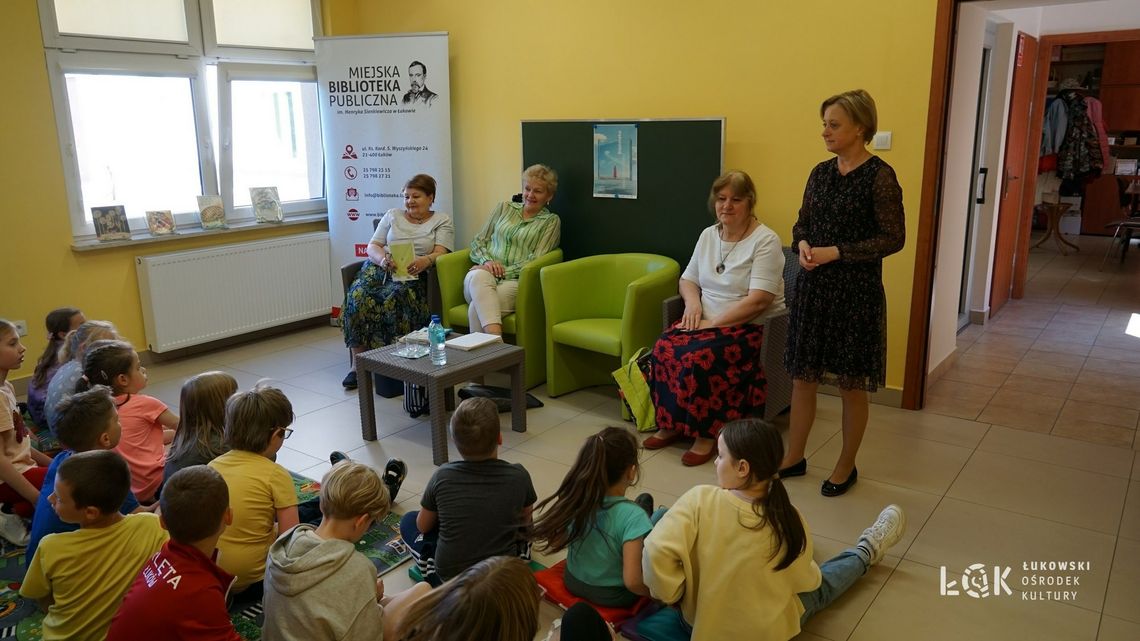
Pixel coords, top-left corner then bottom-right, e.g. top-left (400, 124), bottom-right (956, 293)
top-left (107, 465), bottom-right (241, 641)
top-left (641, 419), bottom-right (906, 641)
top-left (20, 450), bottom-right (168, 641)
top-left (531, 426), bottom-right (655, 607)
top-left (263, 460), bottom-right (431, 641)
top-left (43, 320), bottom-right (118, 433)
top-left (78, 340), bottom-right (178, 503)
top-left (396, 556), bottom-right (542, 641)
top-left (398, 397), bottom-right (536, 586)
top-left (208, 384), bottom-right (299, 593)
top-left (25, 385), bottom-right (147, 565)
top-left (0, 319), bottom-right (53, 546)
top-left (26, 307), bottom-right (84, 427)
top-left (164, 371), bottom-right (238, 481)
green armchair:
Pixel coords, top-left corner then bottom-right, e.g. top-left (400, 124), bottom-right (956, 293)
top-left (435, 248), bottom-right (563, 389)
top-left (540, 253), bottom-right (680, 397)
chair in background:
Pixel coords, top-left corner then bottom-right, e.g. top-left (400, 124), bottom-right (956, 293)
top-left (541, 253), bottom-right (680, 398)
top-left (338, 217), bottom-right (443, 338)
top-left (661, 246), bottom-right (800, 421)
top-left (434, 248), bottom-right (563, 390)
top-left (339, 218), bottom-right (443, 397)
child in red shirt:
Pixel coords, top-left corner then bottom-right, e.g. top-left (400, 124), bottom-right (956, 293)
top-left (107, 465), bottom-right (240, 641)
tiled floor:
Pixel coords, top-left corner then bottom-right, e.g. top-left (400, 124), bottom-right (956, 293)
top-left (132, 232), bottom-right (1139, 640)
top-left (928, 233), bottom-right (1140, 449)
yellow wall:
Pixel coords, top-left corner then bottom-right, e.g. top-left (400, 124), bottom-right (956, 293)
top-left (327, 0), bottom-right (938, 389)
top-left (2, 0), bottom-right (939, 391)
top-left (0, 0), bottom-right (326, 383)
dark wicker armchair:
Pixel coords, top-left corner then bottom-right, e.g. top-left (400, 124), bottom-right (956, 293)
top-left (339, 218), bottom-right (443, 359)
top-left (661, 246), bottom-right (800, 421)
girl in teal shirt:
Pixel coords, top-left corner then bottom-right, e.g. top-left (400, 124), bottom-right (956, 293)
top-left (531, 427), bottom-right (655, 607)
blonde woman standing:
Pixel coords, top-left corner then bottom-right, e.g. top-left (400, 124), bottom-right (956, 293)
top-left (780, 90), bottom-right (905, 497)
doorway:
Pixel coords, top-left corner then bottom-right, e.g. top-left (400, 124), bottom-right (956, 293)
top-left (958, 25), bottom-right (997, 331)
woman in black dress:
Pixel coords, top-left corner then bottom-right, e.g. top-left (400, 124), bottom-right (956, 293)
top-left (780, 90), bottom-right (905, 496)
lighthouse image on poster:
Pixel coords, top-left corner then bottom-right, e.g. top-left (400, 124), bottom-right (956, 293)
top-left (593, 123), bottom-right (638, 199)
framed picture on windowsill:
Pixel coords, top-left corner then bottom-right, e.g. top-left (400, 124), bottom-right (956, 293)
top-left (91, 205), bottom-right (131, 241)
top-left (145, 210), bottom-right (177, 236)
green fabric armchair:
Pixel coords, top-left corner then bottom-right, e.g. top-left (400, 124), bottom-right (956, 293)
top-left (435, 248), bottom-right (563, 389)
top-left (540, 253), bottom-right (680, 397)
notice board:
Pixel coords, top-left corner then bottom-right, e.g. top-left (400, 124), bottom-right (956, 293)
top-left (521, 119), bottom-right (724, 266)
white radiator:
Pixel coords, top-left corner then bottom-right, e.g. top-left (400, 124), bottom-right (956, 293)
top-left (136, 232), bottom-right (332, 352)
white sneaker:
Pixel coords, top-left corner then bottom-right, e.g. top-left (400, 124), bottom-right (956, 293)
top-left (0, 511), bottom-right (30, 547)
top-left (857, 504), bottom-right (905, 566)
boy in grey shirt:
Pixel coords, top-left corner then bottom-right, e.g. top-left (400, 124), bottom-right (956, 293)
top-left (398, 398), bottom-right (536, 584)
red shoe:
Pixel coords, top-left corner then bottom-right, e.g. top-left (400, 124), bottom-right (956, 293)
top-left (681, 448), bottom-right (716, 467)
top-left (643, 431), bottom-right (681, 450)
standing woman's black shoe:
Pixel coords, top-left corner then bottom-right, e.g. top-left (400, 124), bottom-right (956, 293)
top-left (342, 370), bottom-right (358, 390)
top-left (821, 467), bottom-right (857, 497)
top-left (778, 457), bottom-right (807, 479)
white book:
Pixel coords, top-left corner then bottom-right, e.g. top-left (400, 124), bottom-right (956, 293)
top-left (445, 332), bottom-right (503, 351)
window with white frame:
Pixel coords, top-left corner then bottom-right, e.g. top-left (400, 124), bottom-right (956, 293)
top-left (40, 0), bottom-right (325, 239)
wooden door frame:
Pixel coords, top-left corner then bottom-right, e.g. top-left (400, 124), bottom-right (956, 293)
top-left (902, 0), bottom-right (1140, 410)
top-left (1003, 31), bottom-right (1040, 305)
top-left (902, 0), bottom-right (957, 410)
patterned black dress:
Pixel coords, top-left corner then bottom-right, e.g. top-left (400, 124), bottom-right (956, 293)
top-left (785, 156), bottom-right (905, 392)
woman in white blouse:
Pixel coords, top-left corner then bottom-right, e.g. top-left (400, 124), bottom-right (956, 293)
top-left (642, 170), bottom-right (786, 465)
top-left (341, 174), bottom-right (454, 389)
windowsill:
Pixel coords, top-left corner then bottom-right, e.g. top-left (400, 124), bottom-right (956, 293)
top-left (70, 213), bottom-right (329, 252)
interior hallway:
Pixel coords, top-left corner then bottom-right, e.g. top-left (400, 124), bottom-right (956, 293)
top-left (929, 233), bottom-right (1140, 448)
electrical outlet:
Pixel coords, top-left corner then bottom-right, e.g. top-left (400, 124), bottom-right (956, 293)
top-left (12, 320), bottom-right (28, 337)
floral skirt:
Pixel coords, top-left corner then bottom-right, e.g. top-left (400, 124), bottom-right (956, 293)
top-left (342, 261), bottom-right (430, 350)
top-left (647, 323), bottom-right (766, 439)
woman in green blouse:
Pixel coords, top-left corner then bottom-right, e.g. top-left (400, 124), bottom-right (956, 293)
top-left (463, 164), bottom-right (562, 335)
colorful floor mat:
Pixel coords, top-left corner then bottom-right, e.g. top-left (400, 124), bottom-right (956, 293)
top-left (0, 472), bottom-right (412, 640)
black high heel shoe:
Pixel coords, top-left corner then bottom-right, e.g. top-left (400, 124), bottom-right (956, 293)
top-left (778, 458), bottom-right (807, 479)
top-left (821, 467), bottom-right (858, 497)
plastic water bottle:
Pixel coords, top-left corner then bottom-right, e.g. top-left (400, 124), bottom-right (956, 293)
top-left (428, 315), bottom-right (447, 365)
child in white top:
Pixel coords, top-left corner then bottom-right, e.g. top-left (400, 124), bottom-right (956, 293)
top-left (0, 319), bottom-right (54, 544)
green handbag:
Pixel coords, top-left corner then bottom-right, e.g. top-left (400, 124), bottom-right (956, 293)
top-left (612, 347), bottom-right (656, 432)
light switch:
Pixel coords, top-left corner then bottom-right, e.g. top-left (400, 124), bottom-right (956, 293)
top-left (872, 131), bottom-right (892, 150)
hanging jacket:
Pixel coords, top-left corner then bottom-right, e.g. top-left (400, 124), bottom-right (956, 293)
top-left (1084, 96), bottom-right (1110, 173)
top-left (1041, 97), bottom-right (1068, 156)
top-left (1056, 90), bottom-right (1103, 180)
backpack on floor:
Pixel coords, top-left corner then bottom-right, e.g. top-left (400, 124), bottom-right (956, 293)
top-left (403, 383), bottom-right (429, 418)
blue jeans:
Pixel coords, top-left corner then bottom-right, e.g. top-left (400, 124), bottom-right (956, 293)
top-left (397, 510), bottom-right (532, 588)
top-left (636, 549), bottom-right (868, 640)
top-left (798, 549), bottom-right (868, 624)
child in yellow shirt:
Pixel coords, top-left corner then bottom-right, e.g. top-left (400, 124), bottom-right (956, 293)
top-left (20, 450), bottom-right (168, 641)
top-left (208, 385), bottom-right (299, 592)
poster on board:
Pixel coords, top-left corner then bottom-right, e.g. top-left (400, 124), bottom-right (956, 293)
top-left (593, 123), bottom-right (638, 199)
top-left (315, 33), bottom-right (453, 313)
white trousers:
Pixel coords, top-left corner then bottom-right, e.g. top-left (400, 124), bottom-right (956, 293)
top-left (463, 269), bottom-right (519, 331)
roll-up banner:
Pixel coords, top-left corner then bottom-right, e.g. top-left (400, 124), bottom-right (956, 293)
top-left (315, 33), bottom-right (453, 313)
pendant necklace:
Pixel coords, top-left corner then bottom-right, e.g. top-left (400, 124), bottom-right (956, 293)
top-left (716, 220), bottom-right (752, 274)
